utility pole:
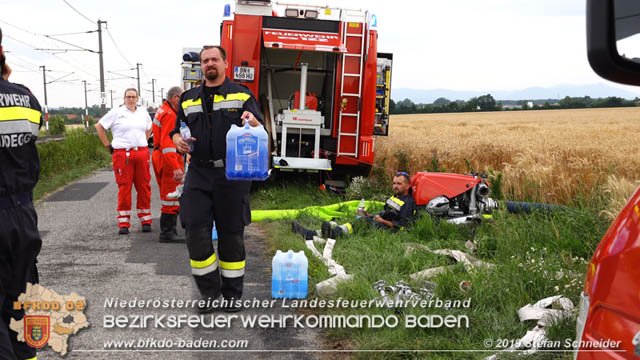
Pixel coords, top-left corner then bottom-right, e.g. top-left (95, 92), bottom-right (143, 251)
top-left (160, 87), bottom-right (164, 101)
top-left (97, 20), bottom-right (107, 110)
top-left (110, 90), bottom-right (113, 108)
top-left (136, 63), bottom-right (141, 100)
top-left (39, 65), bottom-right (49, 134)
top-left (83, 80), bottom-right (89, 130)
top-left (151, 79), bottom-right (156, 105)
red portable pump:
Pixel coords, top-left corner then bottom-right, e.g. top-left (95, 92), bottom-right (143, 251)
top-left (410, 172), bottom-right (498, 224)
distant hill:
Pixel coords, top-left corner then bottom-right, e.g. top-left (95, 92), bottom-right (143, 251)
top-left (392, 84), bottom-right (640, 104)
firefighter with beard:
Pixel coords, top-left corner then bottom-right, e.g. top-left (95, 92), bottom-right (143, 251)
top-left (0, 26), bottom-right (43, 360)
top-left (152, 86), bottom-right (185, 243)
top-left (170, 46), bottom-right (263, 313)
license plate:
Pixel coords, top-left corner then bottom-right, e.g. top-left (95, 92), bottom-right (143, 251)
top-left (234, 66), bottom-right (254, 81)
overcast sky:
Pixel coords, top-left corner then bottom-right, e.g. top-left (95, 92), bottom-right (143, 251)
top-left (3, 0), bottom-right (639, 109)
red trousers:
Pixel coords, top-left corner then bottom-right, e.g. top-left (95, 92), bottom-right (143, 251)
top-left (151, 150), bottom-right (183, 215)
top-left (112, 148), bottom-right (152, 228)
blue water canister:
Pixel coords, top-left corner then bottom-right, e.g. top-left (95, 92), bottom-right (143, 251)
top-left (271, 250), bottom-right (308, 299)
top-left (225, 123), bottom-right (269, 181)
top-left (211, 221), bottom-right (218, 241)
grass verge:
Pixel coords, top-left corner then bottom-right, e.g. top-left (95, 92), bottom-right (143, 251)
top-left (34, 129), bottom-right (111, 200)
top-left (251, 181), bottom-right (611, 360)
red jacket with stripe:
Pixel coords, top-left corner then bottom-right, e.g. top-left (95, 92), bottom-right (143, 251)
top-left (153, 100), bottom-right (181, 171)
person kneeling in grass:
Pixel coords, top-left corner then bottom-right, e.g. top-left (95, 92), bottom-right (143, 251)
top-left (292, 172), bottom-right (418, 239)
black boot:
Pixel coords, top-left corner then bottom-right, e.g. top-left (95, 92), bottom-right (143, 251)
top-left (322, 221), bottom-right (345, 238)
top-left (321, 221), bottom-right (333, 238)
top-left (291, 220), bottom-right (316, 240)
top-left (159, 213), bottom-right (186, 243)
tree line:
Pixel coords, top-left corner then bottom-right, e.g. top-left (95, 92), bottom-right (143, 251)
top-left (50, 105), bottom-right (108, 122)
top-left (390, 94), bottom-right (638, 114)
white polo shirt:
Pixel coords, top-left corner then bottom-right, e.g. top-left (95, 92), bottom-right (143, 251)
top-left (99, 105), bottom-right (151, 149)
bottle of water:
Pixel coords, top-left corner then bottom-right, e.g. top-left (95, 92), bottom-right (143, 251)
top-left (356, 199), bottom-right (366, 218)
top-left (272, 250), bottom-right (308, 299)
top-left (226, 123), bottom-right (269, 181)
top-left (179, 121), bottom-right (194, 153)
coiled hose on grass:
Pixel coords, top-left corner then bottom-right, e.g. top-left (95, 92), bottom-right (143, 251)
top-left (504, 201), bottom-right (569, 214)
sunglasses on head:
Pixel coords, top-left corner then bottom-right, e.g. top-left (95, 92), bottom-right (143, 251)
top-left (396, 172), bottom-right (408, 176)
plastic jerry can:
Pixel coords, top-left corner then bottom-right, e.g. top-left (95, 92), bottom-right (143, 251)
top-left (271, 250), bottom-right (308, 299)
top-left (226, 123), bottom-right (269, 181)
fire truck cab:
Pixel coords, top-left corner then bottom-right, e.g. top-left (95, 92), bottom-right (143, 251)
top-left (576, 0), bottom-right (640, 358)
top-left (181, 0), bottom-right (393, 178)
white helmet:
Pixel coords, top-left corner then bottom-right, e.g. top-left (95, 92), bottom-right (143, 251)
top-left (426, 196), bottom-right (450, 216)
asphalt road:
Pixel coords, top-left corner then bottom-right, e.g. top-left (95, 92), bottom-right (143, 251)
top-left (32, 157), bottom-right (321, 359)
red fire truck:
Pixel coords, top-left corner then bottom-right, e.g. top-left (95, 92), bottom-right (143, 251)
top-left (575, 0), bottom-right (640, 358)
top-left (181, 0), bottom-right (393, 179)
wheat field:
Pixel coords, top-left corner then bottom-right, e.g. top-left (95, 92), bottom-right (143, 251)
top-left (376, 108), bottom-right (640, 210)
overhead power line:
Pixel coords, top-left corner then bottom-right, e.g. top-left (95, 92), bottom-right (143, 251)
top-left (47, 72), bottom-right (75, 84)
top-left (107, 70), bottom-right (136, 79)
top-left (140, 64), bottom-right (151, 83)
top-left (1, 19), bottom-right (100, 77)
top-left (62, 0), bottom-right (95, 25)
top-left (5, 33), bottom-right (98, 79)
top-left (41, 35), bottom-right (97, 53)
top-left (4, 34), bottom-right (39, 50)
top-left (51, 53), bottom-right (97, 78)
top-left (0, 19), bottom-right (95, 39)
top-left (0, 19), bottom-right (40, 36)
top-left (5, 51), bottom-right (41, 69)
top-left (46, 30), bottom-right (97, 36)
top-left (9, 63), bottom-right (38, 72)
top-left (105, 27), bottom-right (133, 67)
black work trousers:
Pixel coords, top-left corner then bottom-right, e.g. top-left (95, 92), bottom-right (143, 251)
top-left (179, 165), bottom-right (251, 300)
top-left (0, 200), bottom-right (40, 360)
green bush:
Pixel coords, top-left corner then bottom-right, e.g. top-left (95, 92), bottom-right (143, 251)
top-left (38, 129), bottom-right (108, 178)
top-left (34, 129), bottom-right (111, 199)
top-left (48, 115), bottom-right (66, 135)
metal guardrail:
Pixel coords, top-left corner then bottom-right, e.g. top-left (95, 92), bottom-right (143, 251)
top-left (35, 134), bottom-right (65, 144)
top-left (35, 129), bottom-right (98, 145)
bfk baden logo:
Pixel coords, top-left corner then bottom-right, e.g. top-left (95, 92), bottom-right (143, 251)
top-left (10, 283), bottom-right (89, 356)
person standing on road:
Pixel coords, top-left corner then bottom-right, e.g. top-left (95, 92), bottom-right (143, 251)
top-left (170, 45), bottom-right (263, 313)
top-left (96, 88), bottom-right (153, 235)
top-left (0, 26), bottom-right (42, 360)
top-left (151, 86), bottom-right (185, 243)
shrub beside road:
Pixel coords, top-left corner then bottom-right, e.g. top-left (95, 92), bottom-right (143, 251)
top-left (34, 129), bottom-right (111, 200)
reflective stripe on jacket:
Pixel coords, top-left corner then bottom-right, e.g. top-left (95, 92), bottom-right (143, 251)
top-left (170, 77), bottom-right (263, 162)
top-left (0, 79), bottom-right (42, 197)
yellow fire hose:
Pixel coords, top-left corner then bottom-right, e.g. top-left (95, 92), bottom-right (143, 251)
top-left (251, 200), bottom-right (384, 222)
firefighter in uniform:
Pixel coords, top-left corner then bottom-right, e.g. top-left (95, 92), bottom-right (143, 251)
top-left (170, 46), bottom-right (262, 313)
top-left (152, 86), bottom-right (185, 243)
top-left (0, 26), bottom-right (41, 360)
top-left (292, 172), bottom-right (418, 239)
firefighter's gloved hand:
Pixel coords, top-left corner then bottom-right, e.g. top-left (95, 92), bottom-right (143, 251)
top-left (107, 144), bottom-right (114, 154)
top-left (241, 111), bottom-right (260, 127)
